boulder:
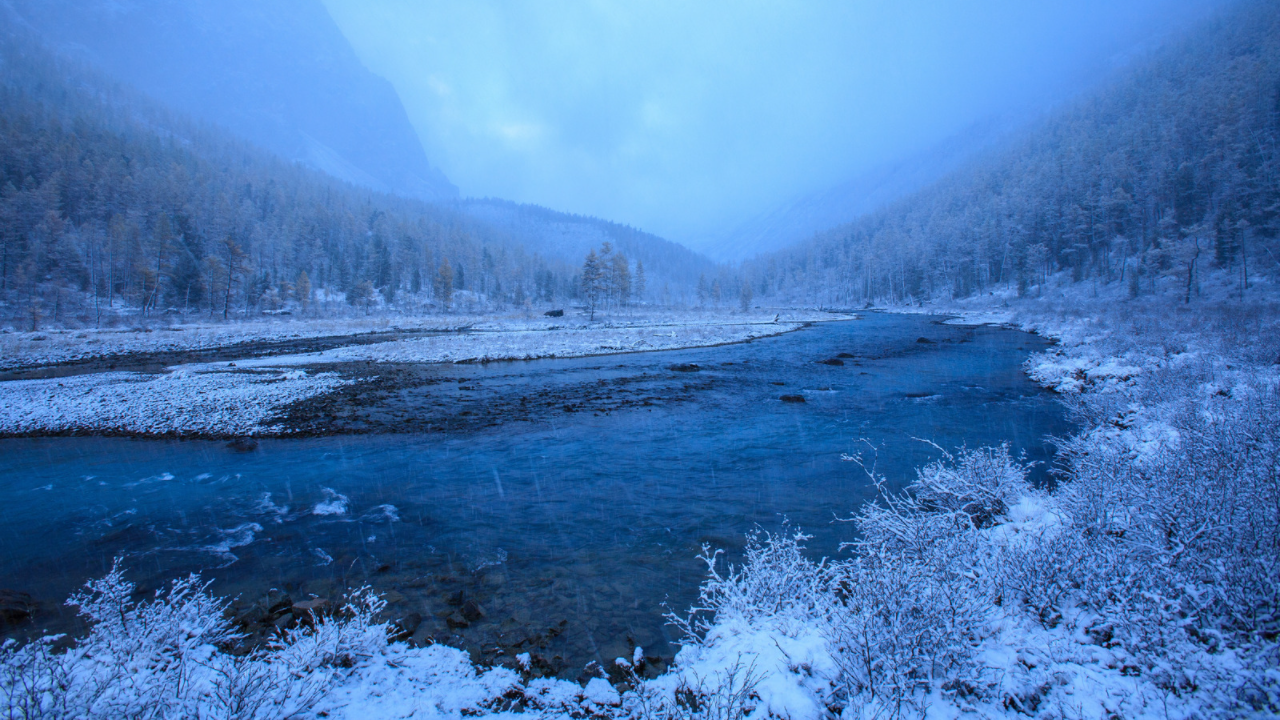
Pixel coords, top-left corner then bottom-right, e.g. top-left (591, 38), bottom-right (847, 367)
top-left (392, 612), bottom-right (423, 640)
top-left (0, 590), bottom-right (35, 623)
top-left (780, 395), bottom-right (806, 403)
top-left (293, 598), bottom-right (332, 616)
top-left (916, 337), bottom-right (935, 344)
top-left (818, 358), bottom-right (844, 366)
top-left (668, 363), bottom-right (700, 372)
top-left (544, 309), bottom-right (564, 317)
top-left (410, 621), bottom-right (437, 647)
top-left (461, 599), bottom-right (486, 623)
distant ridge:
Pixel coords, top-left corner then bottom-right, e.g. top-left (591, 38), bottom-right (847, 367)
top-left (4, 0), bottom-right (457, 202)
top-left (700, 117), bottom-right (1019, 262)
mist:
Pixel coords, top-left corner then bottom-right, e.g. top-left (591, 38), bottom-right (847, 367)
top-left (323, 0), bottom-right (1223, 248)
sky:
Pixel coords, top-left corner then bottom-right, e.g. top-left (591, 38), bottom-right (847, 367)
top-left (323, 0), bottom-right (1223, 248)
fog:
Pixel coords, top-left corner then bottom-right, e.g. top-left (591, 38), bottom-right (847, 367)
top-left (323, 1), bottom-right (1217, 248)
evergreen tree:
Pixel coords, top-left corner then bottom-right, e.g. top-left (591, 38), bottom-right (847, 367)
top-left (295, 270), bottom-right (311, 310)
top-left (581, 250), bottom-right (604, 320)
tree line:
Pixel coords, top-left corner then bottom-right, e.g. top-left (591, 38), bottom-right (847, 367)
top-left (0, 25), bottom-right (641, 328)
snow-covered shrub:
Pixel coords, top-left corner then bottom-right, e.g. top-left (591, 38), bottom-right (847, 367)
top-left (827, 555), bottom-right (985, 718)
top-left (652, 530), bottom-right (836, 720)
top-left (1053, 368), bottom-right (1280, 702)
top-left (853, 444), bottom-right (1034, 562)
top-left (826, 447), bottom-right (1030, 716)
top-left (623, 659), bottom-right (761, 720)
top-left (0, 562), bottom-right (391, 720)
top-left (672, 528), bottom-right (833, 639)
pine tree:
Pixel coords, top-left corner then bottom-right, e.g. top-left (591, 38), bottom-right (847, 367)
top-left (581, 250), bottom-right (604, 320)
top-left (634, 260), bottom-right (646, 304)
top-left (295, 270), bottom-right (311, 310)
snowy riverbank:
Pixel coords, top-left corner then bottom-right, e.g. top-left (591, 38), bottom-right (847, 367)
top-left (4, 280), bottom-right (1275, 718)
top-left (0, 309), bottom-right (842, 437)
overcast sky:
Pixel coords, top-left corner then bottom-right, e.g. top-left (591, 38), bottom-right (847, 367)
top-left (322, 0), bottom-right (1223, 247)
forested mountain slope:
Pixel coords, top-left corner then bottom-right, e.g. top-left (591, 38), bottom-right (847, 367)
top-left (2, 0), bottom-right (457, 202)
top-left (0, 24), bottom-right (590, 325)
top-left (701, 117), bottom-right (1017, 263)
top-left (459, 198), bottom-right (718, 305)
top-left (747, 0), bottom-right (1280, 307)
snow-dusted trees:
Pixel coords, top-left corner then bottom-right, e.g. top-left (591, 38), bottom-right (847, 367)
top-left (0, 27), bottom-right (589, 325)
top-left (581, 250), bottom-right (605, 319)
top-left (746, 0), bottom-right (1280, 307)
top-left (634, 260), bottom-right (646, 304)
top-left (434, 258), bottom-right (454, 310)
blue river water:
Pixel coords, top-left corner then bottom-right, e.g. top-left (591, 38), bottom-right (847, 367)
top-left (0, 313), bottom-right (1070, 673)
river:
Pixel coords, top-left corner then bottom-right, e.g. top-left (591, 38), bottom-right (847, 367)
top-left (0, 313), bottom-right (1070, 676)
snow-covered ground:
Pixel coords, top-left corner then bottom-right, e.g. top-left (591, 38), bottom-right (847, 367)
top-left (0, 308), bottom-right (832, 370)
top-left (0, 368), bottom-right (351, 436)
top-left (0, 309), bottom-right (841, 436)
top-left (205, 318), bottom-right (807, 368)
top-left (4, 278), bottom-right (1276, 718)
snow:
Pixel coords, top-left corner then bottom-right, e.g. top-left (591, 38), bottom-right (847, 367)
top-left (0, 308), bottom-right (839, 370)
top-left (0, 309), bottom-right (848, 437)
top-left (3, 275), bottom-right (1275, 717)
top-left (208, 319), bottom-right (806, 368)
top-left (0, 367), bottom-right (350, 436)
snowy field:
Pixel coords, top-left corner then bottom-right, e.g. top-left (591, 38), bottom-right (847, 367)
top-left (0, 308), bottom-right (834, 371)
top-left (0, 309), bottom-right (836, 436)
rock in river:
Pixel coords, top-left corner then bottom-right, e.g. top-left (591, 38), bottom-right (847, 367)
top-left (0, 590), bottom-right (35, 623)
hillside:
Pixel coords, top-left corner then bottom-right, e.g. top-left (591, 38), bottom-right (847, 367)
top-left (746, 0), bottom-right (1280, 309)
top-left (0, 13), bottom-right (729, 329)
top-left (699, 117), bottom-right (1018, 263)
top-left (0, 22), bottom-right (582, 326)
top-left (2, 0), bottom-right (458, 202)
top-left (458, 198), bottom-right (718, 305)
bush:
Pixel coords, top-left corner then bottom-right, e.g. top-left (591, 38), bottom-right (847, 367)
top-left (0, 561), bottom-right (388, 719)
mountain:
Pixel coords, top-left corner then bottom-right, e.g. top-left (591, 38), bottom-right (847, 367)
top-left (458, 199), bottom-right (719, 303)
top-left (0, 20), bottom-right (587, 324)
top-left (700, 118), bottom-right (1019, 263)
top-left (3, 0), bottom-right (457, 202)
top-left (746, 0), bottom-right (1280, 307)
